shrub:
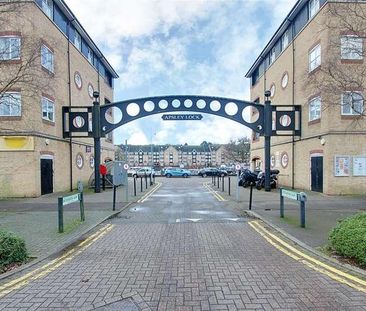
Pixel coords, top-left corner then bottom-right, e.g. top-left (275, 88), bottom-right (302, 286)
top-left (328, 212), bottom-right (366, 267)
top-left (0, 229), bottom-right (28, 272)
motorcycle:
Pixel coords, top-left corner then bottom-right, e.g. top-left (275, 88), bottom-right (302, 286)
top-left (255, 169), bottom-right (280, 190)
top-left (238, 169), bottom-right (259, 188)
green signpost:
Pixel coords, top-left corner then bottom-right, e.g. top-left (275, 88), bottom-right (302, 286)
top-left (280, 188), bottom-right (307, 228)
top-left (58, 190), bottom-right (85, 233)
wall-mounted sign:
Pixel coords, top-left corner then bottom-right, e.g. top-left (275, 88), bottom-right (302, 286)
top-left (281, 152), bottom-right (289, 168)
top-left (89, 155), bottom-right (95, 168)
top-left (162, 114), bottom-right (203, 121)
top-left (353, 156), bottom-right (366, 176)
top-left (76, 153), bottom-right (84, 169)
top-left (334, 156), bottom-right (350, 177)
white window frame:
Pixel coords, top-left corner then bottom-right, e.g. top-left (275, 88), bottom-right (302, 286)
top-left (87, 46), bottom-right (93, 64)
top-left (309, 96), bottom-right (321, 121)
top-left (309, 44), bottom-right (321, 72)
top-left (74, 31), bottom-right (81, 51)
top-left (309, 0), bottom-right (320, 19)
top-left (0, 92), bottom-right (21, 117)
top-left (41, 97), bottom-right (55, 122)
top-left (341, 92), bottom-right (364, 115)
top-left (282, 30), bottom-right (289, 50)
top-left (41, 0), bottom-right (53, 19)
top-left (0, 36), bottom-right (21, 60)
top-left (269, 48), bottom-right (275, 64)
top-left (341, 35), bottom-right (363, 60)
top-left (41, 44), bottom-right (54, 73)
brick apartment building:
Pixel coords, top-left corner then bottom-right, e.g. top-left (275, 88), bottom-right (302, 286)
top-left (119, 143), bottom-right (227, 169)
top-left (0, 0), bottom-right (118, 197)
top-left (246, 0), bottom-right (366, 194)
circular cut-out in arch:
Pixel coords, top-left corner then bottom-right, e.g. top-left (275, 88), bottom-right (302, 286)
top-left (196, 99), bottom-right (206, 109)
top-left (279, 114), bottom-right (292, 127)
top-left (172, 99), bottom-right (181, 108)
top-left (184, 99), bottom-right (193, 108)
top-left (159, 99), bottom-right (168, 109)
top-left (242, 106), bottom-right (259, 123)
top-left (105, 107), bottom-right (122, 124)
top-left (144, 101), bottom-right (154, 112)
top-left (126, 103), bottom-right (140, 116)
top-left (225, 102), bottom-right (238, 116)
top-left (210, 100), bottom-right (221, 112)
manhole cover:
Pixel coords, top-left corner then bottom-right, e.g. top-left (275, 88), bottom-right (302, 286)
top-left (93, 298), bottom-right (139, 311)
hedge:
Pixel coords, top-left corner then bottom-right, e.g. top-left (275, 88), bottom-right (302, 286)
top-left (328, 212), bottom-right (366, 267)
top-left (0, 229), bottom-right (28, 272)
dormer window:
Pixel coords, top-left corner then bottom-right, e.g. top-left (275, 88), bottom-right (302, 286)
top-left (282, 30), bottom-right (289, 50)
top-left (270, 48), bottom-right (275, 64)
top-left (309, 0), bottom-right (320, 19)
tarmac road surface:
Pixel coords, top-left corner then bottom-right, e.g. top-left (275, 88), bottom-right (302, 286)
top-left (0, 178), bottom-right (365, 310)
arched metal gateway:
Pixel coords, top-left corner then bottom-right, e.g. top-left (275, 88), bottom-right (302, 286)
top-left (63, 92), bottom-right (301, 192)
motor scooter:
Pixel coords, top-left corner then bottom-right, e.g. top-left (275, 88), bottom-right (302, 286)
top-left (255, 169), bottom-right (280, 190)
top-left (238, 169), bottom-right (259, 187)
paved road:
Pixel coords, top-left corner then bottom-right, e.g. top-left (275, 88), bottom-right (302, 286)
top-left (0, 178), bottom-right (366, 310)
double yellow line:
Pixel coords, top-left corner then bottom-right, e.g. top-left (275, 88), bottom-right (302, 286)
top-left (137, 182), bottom-right (162, 203)
top-left (0, 224), bottom-right (114, 298)
top-left (249, 220), bottom-right (366, 293)
top-left (203, 182), bottom-right (226, 202)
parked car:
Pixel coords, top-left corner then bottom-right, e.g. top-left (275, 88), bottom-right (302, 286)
top-left (198, 168), bottom-right (228, 177)
top-left (127, 167), bottom-right (139, 177)
top-left (132, 168), bottom-right (155, 178)
top-left (164, 168), bottom-right (191, 178)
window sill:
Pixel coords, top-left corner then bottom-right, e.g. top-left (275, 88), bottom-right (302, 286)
top-left (308, 66), bottom-right (321, 75)
top-left (1, 59), bottom-right (22, 65)
top-left (308, 118), bottom-right (321, 125)
top-left (341, 59), bottom-right (363, 64)
top-left (341, 114), bottom-right (363, 120)
top-left (41, 66), bottom-right (55, 76)
top-left (0, 116), bottom-right (22, 121)
top-left (42, 119), bottom-right (55, 126)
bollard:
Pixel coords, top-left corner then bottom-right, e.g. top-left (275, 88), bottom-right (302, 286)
top-left (58, 197), bottom-right (64, 233)
top-left (145, 174), bottom-right (148, 189)
top-left (222, 176), bottom-right (224, 192)
top-left (228, 177), bottom-right (231, 196)
top-left (80, 192), bottom-right (85, 221)
top-left (134, 177), bottom-right (137, 196)
top-left (112, 185), bottom-right (117, 211)
top-left (249, 184), bottom-right (253, 210)
top-left (102, 175), bottom-right (105, 191)
top-left (218, 176), bottom-right (220, 189)
top-left (213, 176), bottom-right (216, 186)
top-left (280, 190), bottom-right (284, 218)
top-left (300, 200), bottom-right (305, 228)
top-left (149, 174), bottom-right (152, 186)
top-left (140, 176), bottom-right (143, 192)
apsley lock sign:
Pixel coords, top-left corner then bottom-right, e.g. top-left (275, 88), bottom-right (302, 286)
top-left (162, 114), bottom-right (203, 121)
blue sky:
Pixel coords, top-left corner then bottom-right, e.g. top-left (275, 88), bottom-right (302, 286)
top-left (65, 0), bottom-right (297, 145)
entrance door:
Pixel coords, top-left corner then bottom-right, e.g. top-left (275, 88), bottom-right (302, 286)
top-left (41, 159), bottom-right (53, 195)
top-left (311, 156), bottom-right (323, 193)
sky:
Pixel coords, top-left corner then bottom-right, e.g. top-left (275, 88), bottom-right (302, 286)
top-left (64, 0), bottom-right (298, 145)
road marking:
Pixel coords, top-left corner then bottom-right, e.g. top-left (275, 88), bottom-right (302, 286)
top-left (137, 182), bottom-right (162, 203)
top-left (0, 224), bottom-right (114, 298)
top-left (186, 218), bottom-right (201, 222)
top-left (203, 183), bottom-right (226, 202)
top-left (225, 218), bottom-right (240, 222)
top-left (176, 219), bottom-right (181, 223)
top-left (249, 220), bottom-right (366, 293)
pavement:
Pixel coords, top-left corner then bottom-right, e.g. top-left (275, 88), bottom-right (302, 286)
top-left (0, 178), bottom-right (365, 310)
top-left (0, 178), bottom-right (155, 260)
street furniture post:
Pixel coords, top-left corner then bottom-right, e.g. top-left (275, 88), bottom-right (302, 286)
top-left (92, 92), bottom-right (101, 193)
top-left (264, 90), bottom-right (272, 192)
top-left (249, 184), bottom-right (254, 210)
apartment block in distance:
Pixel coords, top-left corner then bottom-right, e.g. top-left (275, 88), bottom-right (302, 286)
top-left (245, 0), bottom-right (366, 195)
top-left (0, 0), bottom-right (118, 197)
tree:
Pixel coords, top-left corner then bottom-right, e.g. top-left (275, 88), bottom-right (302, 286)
top-left (307, 1), bottom-right (366, 122)
top-left (0, 0), bottom-right (54, 132)
top-left (223, 137), bottom-right (251, 164)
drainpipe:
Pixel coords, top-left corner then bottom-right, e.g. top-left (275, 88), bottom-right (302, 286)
top-left (67, 21), bottom-right (73, 191)
top-left (291, 32), bottom-right (295, 189)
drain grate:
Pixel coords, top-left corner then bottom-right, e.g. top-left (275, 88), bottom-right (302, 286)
top-left (93, 298), bottom-right (139, 311)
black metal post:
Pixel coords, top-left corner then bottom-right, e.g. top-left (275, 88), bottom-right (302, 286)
top-left (58, 197), bottom-right (64, 233)
top-left (249, 184), bottom-right (253, 210)
top-left (228, 177), bottom-right (231, 196)
top-left (264, 91), bottom-right (272, 192)
top-left (149, 174), bottom-right (152, 186)
top-left (213, 176), bottom-right (216, 186)
top-left (280, 189), bottom-right (284, 218)
top-left (300, 200), bottom-right (305, 228)
top-left (222, 176), bottom-right (224, 192)
top-left (134, 177), bottom-right (137, 196)
top-left (140, 177), bottom-right (143, 192)
top-left (102, 175), bottom-right (105, 191)
top-left (92, 92), bottom-right (101, 193)
top-left (112, 185), bottom-right (116, 211)
top-left (217, 176), bottom-right (220, 189)
top-left (145, 174), bottom-right (147, 189)
top-left (80, 192), bottom-right (85, 222)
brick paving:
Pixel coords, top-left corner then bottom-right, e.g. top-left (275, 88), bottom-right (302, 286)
top-left (0, 178), bottom-right (365, 310)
